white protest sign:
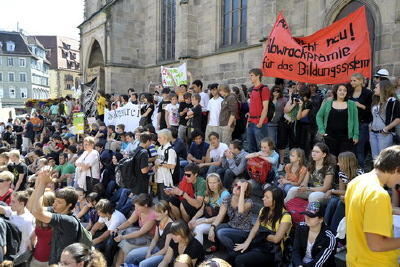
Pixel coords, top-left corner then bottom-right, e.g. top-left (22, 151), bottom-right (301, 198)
top-left (161, 63), bottom-right (188, 87)
top-left (104, 102), bottom-right (141, 132)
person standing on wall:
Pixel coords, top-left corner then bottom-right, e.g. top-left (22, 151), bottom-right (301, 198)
top-left (246, 68), bottom-right (270, 153)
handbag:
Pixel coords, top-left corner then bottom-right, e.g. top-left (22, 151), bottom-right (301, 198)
top-left (204, 204), bottom-right (220, 218)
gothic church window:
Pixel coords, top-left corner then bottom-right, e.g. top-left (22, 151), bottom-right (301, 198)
top-left (222, 0), bottom-right (247, 46)
top-left (160, 0), bottom-right (176, 61)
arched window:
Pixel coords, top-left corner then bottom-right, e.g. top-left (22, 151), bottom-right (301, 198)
top-left (222, 0), bottom-right (247, 46)
top-left (160, 0), bottom-right (176, 61)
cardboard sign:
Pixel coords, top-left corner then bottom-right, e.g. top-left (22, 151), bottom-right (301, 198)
top-left (72, 113), bottom-right (85, 134)
top-left (262, 6), bottom-right (371, 84)
top-left (104, 102), bottom-right (141, 132)
top-left (161, 63), bottom-right (188, 87)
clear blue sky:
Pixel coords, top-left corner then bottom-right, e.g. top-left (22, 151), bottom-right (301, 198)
top-left (0, 0), bottom-right (84, 40)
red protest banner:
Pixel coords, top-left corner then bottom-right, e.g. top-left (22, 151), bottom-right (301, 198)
top-left (262, 6), bottom-right (371, 84)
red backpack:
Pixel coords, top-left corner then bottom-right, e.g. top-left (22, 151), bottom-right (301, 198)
top-left (247, 157), bottom-right (272, 184)
top-left (285, 198), bottom-right (308, 224)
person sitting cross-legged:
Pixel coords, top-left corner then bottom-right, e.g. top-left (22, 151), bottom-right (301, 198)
top-left (91, 199), bottom-right (126, 266)
top-left (198, 132), bottom-right (228, 176)
top-left (165, 163), bottom-right (206, 222)
top-left (211, 139), bottom-right (249, 189)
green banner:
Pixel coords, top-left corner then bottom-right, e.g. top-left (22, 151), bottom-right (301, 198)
top-left (73, 113), bottom-right (85, 134)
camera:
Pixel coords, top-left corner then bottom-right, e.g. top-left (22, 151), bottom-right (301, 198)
top-left (292, 93), bottom-right (300, 102)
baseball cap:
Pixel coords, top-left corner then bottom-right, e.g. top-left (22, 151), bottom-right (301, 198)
top-left (374, 68), bottom-right (389, 78)
top-left (301, 201), bottom-right (325, 218)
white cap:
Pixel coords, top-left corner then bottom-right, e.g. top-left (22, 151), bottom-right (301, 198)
top-left (374, 68), bottom-right (389, 77)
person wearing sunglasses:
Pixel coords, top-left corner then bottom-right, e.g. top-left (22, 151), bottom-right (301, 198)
top-left (0, 171), bottom-right (14, 205)
top-left (165, 163), bottom-right (206, 222)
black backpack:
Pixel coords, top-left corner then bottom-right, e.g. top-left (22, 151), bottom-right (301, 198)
top-left (115, 148), bottom-right (144, 189)
top-left (256, 86), bottom-right (275, 122)
top-left (163, 146), bottom-right (180, 185)
top-left (0, 217), bottom-right (22, 261)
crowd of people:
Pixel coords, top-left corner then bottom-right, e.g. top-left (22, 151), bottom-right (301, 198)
top-left (0, 67), bottom-right (400, 267)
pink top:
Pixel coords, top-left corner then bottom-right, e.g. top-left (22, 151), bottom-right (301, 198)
top-left (135, 209), bottom-right (157, 236)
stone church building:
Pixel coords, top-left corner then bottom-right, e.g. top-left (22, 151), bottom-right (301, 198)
top-left (79, 0), bottom-right (400, 94)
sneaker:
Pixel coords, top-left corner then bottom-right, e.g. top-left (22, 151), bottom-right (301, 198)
top-left (278, 164), bottom-right (284, 172)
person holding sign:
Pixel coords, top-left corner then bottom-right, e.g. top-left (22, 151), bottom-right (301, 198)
top-left (246, 68), bottom-right (270, 153)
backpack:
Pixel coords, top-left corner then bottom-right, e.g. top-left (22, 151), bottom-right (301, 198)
top-left (72, 215), bottom-right (92, 247)
top-left (115, 148), bottom-right (144, 189)
top-left (247, 157), bottom-right (272, 184)
top-left (285, 197), bottom-right (308, 224)
top-left (256, 86), bottom-right (275, 122)
top-left (163, 146), bottom-right (180, 185)
top-left (1, 217), bottom-right (22, 261)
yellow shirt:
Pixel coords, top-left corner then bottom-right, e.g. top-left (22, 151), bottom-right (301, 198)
top-left (97, 96), bottom-right (106, 115)
top-left (258, 208), bottom-right (292, 250)
top-left (345, 172), bottom-right (399, 266)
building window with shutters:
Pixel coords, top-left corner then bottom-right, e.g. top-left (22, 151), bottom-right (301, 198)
top-left (8, 72), bottom-right (14, 82)
top-left (19, 73), bottom-right (27, 82)
top-left (19, 58), bottom-right (26, 67)
top-left (160, 0), bottom-right (176, 61)
top-left (7, 57), bottom-right (13, 66)
top-left (221, 0), bottom-right (247, 47)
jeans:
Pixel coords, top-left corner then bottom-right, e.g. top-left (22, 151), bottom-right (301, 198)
top-left (216, 224), bottom-right (249, 257)
top-left (246, 122), bottom-right (268, 153)
top-left (267, 123), bottom-right (278, 146)
top-left (324, 197), bottom-right (345, 236)
top-left (355, 123), bottom-right (369, 168)
top-left (95, 235), bottom-right (118, 265)
top-left (125, 246), bottom-right (163, 267)
top-left (370, 131), bottom-right (393, 159)
top-left (280, 183), bottom-right (295, 194)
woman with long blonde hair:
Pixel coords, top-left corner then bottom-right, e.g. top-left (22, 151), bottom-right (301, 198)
top-left (324, 151), bottom-right (363, 234)
top-left (349, 73), bottom-right (373, 168)
top-left (189, 173), bottom-right (230, 246)
top-left (369, 80), bottom-right (400, 159)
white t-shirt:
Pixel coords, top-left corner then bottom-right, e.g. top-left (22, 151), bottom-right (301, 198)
top-left (75, 149), bottom-right (100, 191)
top-left (166, 103), bottom-right (180, 126)
top-left (210, 142), bottom-right (228, 162)
top-left (4, 207), bottom-right (35, 256)
top-left (155, 143), bottom-right (177, 186)
top-left (207, 97), bottom-right (223, 126)
top-left (200, 92), bottom-right (210, 112)
top-left (98, 210), bottom-right (126, 231)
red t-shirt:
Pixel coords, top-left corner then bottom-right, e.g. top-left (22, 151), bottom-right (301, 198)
top-left (248, 84), bottom-right (270, 124)
top-left (0, 189), bottom-right (13, 205)
top-left (33, 226), bottom-right (53, 262)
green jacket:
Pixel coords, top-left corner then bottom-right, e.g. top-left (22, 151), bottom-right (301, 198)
top-left (316, 100), bottom-right (359, 140)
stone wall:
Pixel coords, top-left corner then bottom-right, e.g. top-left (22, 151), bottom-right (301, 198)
top-left (80, 0), bottom-right (400, 94)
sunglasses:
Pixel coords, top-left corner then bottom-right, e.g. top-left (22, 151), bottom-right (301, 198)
top-left (184, 173), bottom-right (193, 177)
top-left (0, 179), bottom-right (10, 183)
top-left (233, 183), bottom-right (241, 189)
